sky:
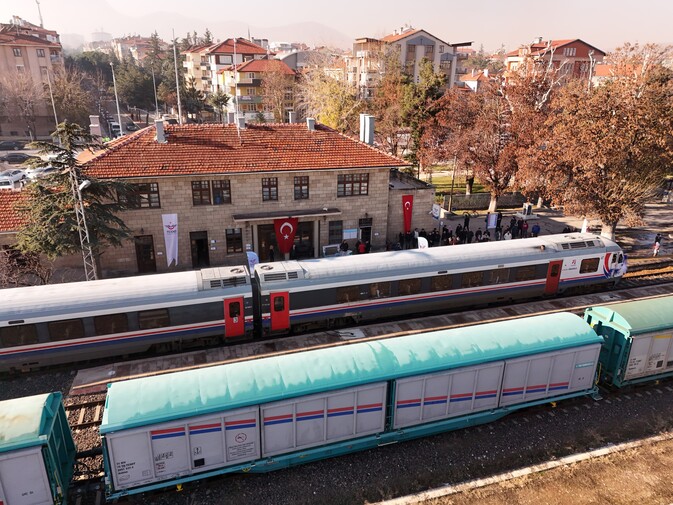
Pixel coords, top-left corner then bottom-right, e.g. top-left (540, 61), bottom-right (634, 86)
top-left (2, 0), bottom-right (673, 52)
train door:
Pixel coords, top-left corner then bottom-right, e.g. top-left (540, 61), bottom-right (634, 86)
top-left (544, 260), bottom-right (563, 294)
top-left (224, 297), bottom-right (245, 339)
top-left (270, 292), bottom-right (290, 332)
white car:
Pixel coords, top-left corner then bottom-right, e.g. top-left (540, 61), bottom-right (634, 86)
top-left (0, 168), bottom-right (26, 189)
top-left (25, 166), bottom-right (58, 180)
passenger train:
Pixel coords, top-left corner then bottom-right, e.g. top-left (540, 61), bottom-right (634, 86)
top-left (0, 233), bottom-right (626, 372)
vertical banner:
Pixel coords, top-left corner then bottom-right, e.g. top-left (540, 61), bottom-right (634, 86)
top-left (431, 203), bottom-right (441, 220)
top-left (274, 217), bottom-right (298, 255)
top-left (402, 195), bottom-right (414, 233)
top-left (162, 213), bottom-right (178, 267)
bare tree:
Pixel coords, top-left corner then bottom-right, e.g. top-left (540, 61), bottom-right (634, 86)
top-left (0, 247), bottom-right (52, 287)
top-left (0, 71), bottom-right (45, 139)
top-left (260, 60), bottom-right (296, 122)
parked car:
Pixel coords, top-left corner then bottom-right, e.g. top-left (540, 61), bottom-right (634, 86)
top-left (0, 169), bottom-right (26, 189)
top-left (126, 122), bottom-right (139, 131)
top-left (0, 140), bottom-right (23, 150)
top-left (0, 153), bottom-right (39, 164)
top-left (110, 122), bottom-right (121, 137)
top-left (25, 166), bottom-right (58, 180)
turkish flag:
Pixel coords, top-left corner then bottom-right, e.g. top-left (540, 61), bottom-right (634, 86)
top-left (274, 217), bottom-right (298, 255)
top-left (402, 195), bottom-right (413, 233)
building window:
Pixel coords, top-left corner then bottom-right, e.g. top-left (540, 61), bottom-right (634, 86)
top-left (192, 181), bottom-right (211, 205)
top-left (226, 228), bottom-right (243, 253)
top-left (337, 173), bottom-right (369, 197)
top-left (262, 177), bottom-right (278, 201)
top-left (563, 47), bottom-right (577, 57)
top-left (284, 88), bottom-right (293, 101)
top-left (328, 220), bottom-right (343, 244)
top-left (439, 45), bottom-right (444, 54)
top-left (122, 183), bottom-right (161, 209)
top-left (36, 48), bottom-right (45, 57)
top-left (247, 88), bottom-right (256, 95)
top-left (213, 180), bottom-right (231, 204)
top-left (425, 45), bottom-right (434, 55)
top-left (406, 44), bottom-right (415, 61)
top-left (294, 176), bottom-right (309, 200)
top-left (248, 72), bottom-right (255, 79)
top-left (16, 65), bottom-right (24, 73)
top-left (12, 48), bottom-right (21, 57)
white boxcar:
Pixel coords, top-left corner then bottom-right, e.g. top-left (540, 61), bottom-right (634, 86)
top-left (105, 406), bottom-right (260, 491)
top-left (586, 296), bottom-right (673, 387)
top-left (0, 393), bottom-right (75, 505)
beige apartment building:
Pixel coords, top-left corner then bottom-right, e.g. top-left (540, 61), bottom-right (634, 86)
top-left (0, 16), bottom-right (63, 139)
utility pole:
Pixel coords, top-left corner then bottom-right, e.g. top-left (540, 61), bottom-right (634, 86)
top-left (110, 62), bottom-right (123, 135)
top-left (173, 29), bottom-right (183, 124)
top-left (69, 171), bottom-right (97, 281)
top-left (35, 0), bottom-right (44, 27)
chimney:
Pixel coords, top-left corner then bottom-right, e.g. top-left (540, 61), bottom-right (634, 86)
top-left (306, 117), bottom-right (315, 131)
top-left (89, 115), bottom-right (101, 138)
top-left (226, 112), bottom-right (235, 124)
top-left (359, 113), bottom-right (367, 142)
top-left (288, 111), bottom-right (296, 123)
top-left (363, 115), bottom-right (375, 146)
top-left (483, 68), bottom-right (489, 77)
top-left (237, 116), bottom-right (246, 129)
top-left (155, 119), bottom-right (166, 143)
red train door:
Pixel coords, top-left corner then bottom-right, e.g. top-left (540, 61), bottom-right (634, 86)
top-left (224, 297), bottom-right (245, 339)
top-left (544, 260), bottom-right (563, 295)
top-left (270, 292), bottom-right (290, 332)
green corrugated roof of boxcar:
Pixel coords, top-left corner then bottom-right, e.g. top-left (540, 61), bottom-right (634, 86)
top-left (101, 313), bottom-right (601, 433)
top-left (0, 392), bottom-right (57, 452)
top-left (586, 296), bottom-right (673, 336)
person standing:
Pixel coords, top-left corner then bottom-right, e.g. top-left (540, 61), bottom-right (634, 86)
top-left (269, 244), bottom-right (275, 262)
top-left (653, 233), bottom-right (663, 256)
top-left (531, 223), bottom-right (540, 237)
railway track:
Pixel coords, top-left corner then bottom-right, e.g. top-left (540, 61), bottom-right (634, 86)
top-left (65, 398), bottom-right (106, 430)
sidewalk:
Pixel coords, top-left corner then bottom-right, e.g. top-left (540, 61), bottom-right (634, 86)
top-left (439, 202), bottom-right (672, 259)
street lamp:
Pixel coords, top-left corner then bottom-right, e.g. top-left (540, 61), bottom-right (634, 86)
top-left (69, 172), bottom-right (97, 280)
top-left (110, 62), bottom-right (123, 136)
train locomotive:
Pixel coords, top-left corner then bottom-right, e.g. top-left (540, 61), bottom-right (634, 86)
top-left (0, 233), bottom-right (625, 373)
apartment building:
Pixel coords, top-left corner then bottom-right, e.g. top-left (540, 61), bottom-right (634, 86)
top-left (0, 16), bottom-right (63, 139)
top-left (345, 26), bottom-right (471, 99)
top-left (182, 38), bottom-right (270, 95)
top-left (505, 38), bottom-right (605, 80)
top-left (216, 57), bottom-right (295, 122)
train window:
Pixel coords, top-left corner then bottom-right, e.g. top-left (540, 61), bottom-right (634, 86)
top-left (138, 309), bottom-right (170, 329)
top-left (48, 319), bottom-right (85, 341)
top-left (337, 286), bottom-right (361, 303)
top-left (170, 302), bottom-right (224, 325)
top-left (580, 258), bottom-right (600, 273)
top-left (430, 275), bottom-right (453, 292)
top-left (488, 268), bottom-right (510, 285)
top-left (461, 271), bottom-right (484, 288)
top-left (229, 301), bottom-right (241, 318)
top-left (94, 314), bottom-right (129, 335)
top-left (398, 278), bottom-right (421, 296)
top-left (515, 265), bottom-right (537, 282)
top-left (368, 282), bottom-right (391, 299)
top-left (0, 324), bottom-right (38, 347)
top-left (273, 297), bottom-right (284, 312)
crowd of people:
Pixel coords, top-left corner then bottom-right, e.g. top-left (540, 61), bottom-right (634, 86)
top-left (392, 211), bottom-right (542, 250)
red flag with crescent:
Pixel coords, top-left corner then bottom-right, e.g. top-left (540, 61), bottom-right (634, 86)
top-left (274, 217), bottom-right (298, 255)
top-left (402, 195), bottom-right (413, 233)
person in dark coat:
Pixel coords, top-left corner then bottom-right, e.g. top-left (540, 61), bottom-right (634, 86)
top-left (269, 244), bottom-right (275, 262)
top-left (463, 213), bottom-right (471, 230)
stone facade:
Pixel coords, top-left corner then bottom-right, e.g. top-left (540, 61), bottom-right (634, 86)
top-left (99, 167), bottom-right (392, 274)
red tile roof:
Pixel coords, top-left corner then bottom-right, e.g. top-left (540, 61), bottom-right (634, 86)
top-left (81, 123), bottom-right (408, 179)
top-left (207, 38), bottom-right (269, 55)
top-left (506, 39), bottom-right (606, 58)
top-left (0, 190), bottom-right (28, 233)
top-left (0, 32), bottom-right (60, 47)
top-left (381, 28), bottom-right (422, 43)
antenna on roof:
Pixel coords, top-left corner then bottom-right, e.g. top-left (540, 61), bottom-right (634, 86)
top-left (35, 0), bottom-right (44, 28)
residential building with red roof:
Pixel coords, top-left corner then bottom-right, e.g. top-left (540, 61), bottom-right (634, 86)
top-left (0, 16), bottom-right (63, 140)
top-left (182, 38), bottom-right (270, 95)
top-left (217, 57), bottom-right (296, 122)
top-left (345, 25), bottom-right (471, 99)
top-left (505, 37), bottom-right (605, 80)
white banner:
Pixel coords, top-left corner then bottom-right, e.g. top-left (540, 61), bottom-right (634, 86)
top-left (162, 213), bottom-right (178, 267)
top-left (417, 236), bottom-right (429, 249)
top-left (431, 203), bottom-right (441, 220)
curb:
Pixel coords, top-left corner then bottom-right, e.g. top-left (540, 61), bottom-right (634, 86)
top-left (376, 431), bottom-right (673, 504)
